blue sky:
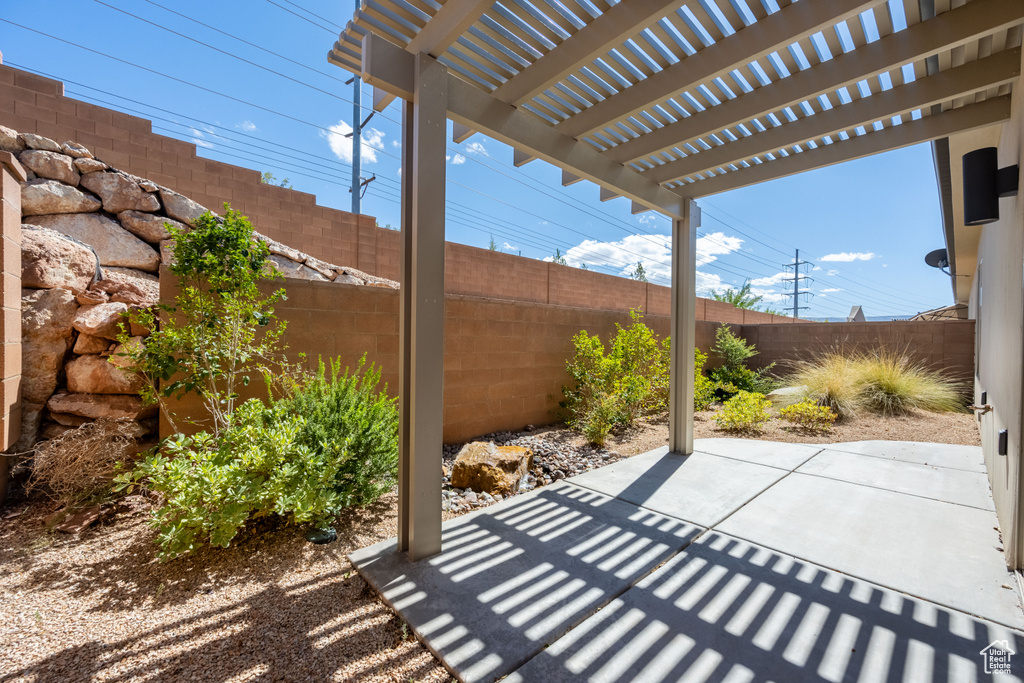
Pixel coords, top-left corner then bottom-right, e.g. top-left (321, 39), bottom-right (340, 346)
top-left (2, 1), bottom-right (953, 318)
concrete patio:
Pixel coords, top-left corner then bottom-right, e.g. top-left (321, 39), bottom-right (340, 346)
top-left (350, 439), bottom-right (1024, 682)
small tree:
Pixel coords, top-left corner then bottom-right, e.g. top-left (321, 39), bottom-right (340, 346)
top-left (630, 262), bottom-right (648, 282)
top-left (712, 280), bottom-right (763, 310)
top-left (488, 235), bottom-right (498, 251)
top-left (260, 172), bottom-right (292, 189)
top-left (551, 248), bottom-right (568, 265)
top-left (119, 206), bottom-right (287, 436)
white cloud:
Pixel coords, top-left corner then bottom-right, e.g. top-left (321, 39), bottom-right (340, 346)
top-left (696, 271), bottom-right (724, 295)
top-left (821, 287), bottom-right (841, 293)
top-left (749, 272), bottom-right (788, 287)
top-left (237, 120), bottom-right (257, 132)
top-left (827, 269), bottom-right (838, 276)
top-left (189, 127), bottom-right (214, 149)
top-left (812, 265), bottom-right (822, 271)
top-left (637, 213), bottom-right (660, 226)
top-left (451, 153), bottom-right (466, 165)
top-left (696, 232), bottom-right (743, 266)
top-left (391, 140), bottom-right (401, 148)
top-left (323, 120), bottom-right (386, 164)
top-left (465, 141), bottom-right (487, 155)
top-left (819, 251), bottom-right (876, 262)
top-left (502, 242), bottom-right (517, 251)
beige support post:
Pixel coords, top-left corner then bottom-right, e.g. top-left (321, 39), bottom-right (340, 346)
top-left (669, 199), bottom-right (698, 455)
top-left (397, 53), bottom-right (447, 561)
top-left (0, 152), bottom-right (23, 503)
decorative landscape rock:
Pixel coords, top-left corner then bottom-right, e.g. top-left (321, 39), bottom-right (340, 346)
top-left (14, 401), bottom-right (46, 452)
top-left (451, 441), bottom-right (534, 496)
top-left (21, 179), bottom-right (102, 216)
top-left (269, 255), bottom-right (330, 281)
top-left (21, 288), bottom-right (79, 403)
top-left (71, 302), bottom-right (129, 340)
top-left (303, 256), bottom-right (336, 278)
top-left (18, 150), bottom-right (79, 186)
top-left (257, 234), bottom-right (304, 262)
top-left (21, 226), bottom-right (98, 292)
top-left (46, 392), bottom-right (157, 420)
top-left (80, 171), bottom-right (160, 213)
top-left (73, 158), bottom-right (107, 174)
top-left (60, 141), bottom-right (92, 159)
top-left (118, 210), bottom-right (181, 242)
top-left (158, 188), bottom-right (207, 226)
top-left (73, 333), bottom-right (112, 355)
top-left (91, 267), bottom-right (158, 305)
top-left (30, 213), bottom-right (161, 272)
top-left (0, 125), bottom-right (26, 154)
top-left (21, 133), bottom-right (61, 153)
top-left (66, 355), bottom-right (143, 395)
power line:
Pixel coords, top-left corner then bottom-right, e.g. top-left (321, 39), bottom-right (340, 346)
top-left (263, 0), bottom-right (339, 34)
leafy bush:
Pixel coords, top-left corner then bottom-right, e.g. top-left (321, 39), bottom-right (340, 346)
top-left (116, 358), bottom-right (398, 560)
top-left (275, 357), bottom-right (398, 507)
top-left (788, 347), bottom-right (966, 418)
top-left (709, 325), bottom-right (777, 398)
top-left (714, 391), bottom-right (772, 432)
top-left (694, 349), bottom-right (716, 411)
top-left (780, 399), bottom-right (837, 431)
top-left (119, 206), bottom-right (286, 435)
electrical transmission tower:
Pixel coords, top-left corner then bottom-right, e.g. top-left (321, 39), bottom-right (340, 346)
top-left (781, 249), bottom-right (814, 319)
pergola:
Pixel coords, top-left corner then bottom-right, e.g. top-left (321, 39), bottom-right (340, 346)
top-left (327, 0), bottom-right (1024, 560)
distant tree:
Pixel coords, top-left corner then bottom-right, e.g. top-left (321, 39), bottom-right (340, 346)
top-left (630, 262), bottom-right (648, 282)
top-left (712, 280), bottom-right (763, 310)
top-left (488, 235), bottom-right (498, 251)
top-left (551, 248), bottom-right (568, 266)
top-left (261, 172), bottom-right (292, 189)
top-left (580, 263), bottom-right (588, 270)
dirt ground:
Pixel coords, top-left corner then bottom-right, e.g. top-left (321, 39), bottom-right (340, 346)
top-left (0, 409), bottom-right (982, 682)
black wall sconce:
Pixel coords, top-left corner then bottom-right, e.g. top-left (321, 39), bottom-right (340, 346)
top-left (963, 147), bottom-right (1019, 226)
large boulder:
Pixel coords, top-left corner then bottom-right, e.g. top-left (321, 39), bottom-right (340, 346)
top-left (80, 171), bottom-right (160, 213)
top-left (255, 233), bottom-right (304, 262)
top-left (117, 210), bottom-right (183, 243)
top-left (21, 179), bottom-right (102, 216)
top-left (91, 267), bottom-right (158, 305)
top-left (74, 158), bottom-right (107, 174)
top-left (73, 333), bottom-right (112, 355)
top-left (46, 393), bottom-right (157, 421)
top-left (158, 188), bottom-right (207, 226)
top-left (21, 226), bottom-right (98, 292)
top-left (65, 355), bottom-right (143, 395)
top-left (21, 134), bottom-right (61, 153)
top-left (72, 302), bottom-right (129, 340)
top-left (451, 442), bottom-right (534, 496)
top-left (60, 141), bottom-right (93, 159)
top-left (0, 125), bottom-right (25, 154)
top-left (18, 150), bottom-right (79, 186)
top-left (269, 255), bottom-right (330, 281)
top-left (29, 213), bottom-right (161, 272)
top-left (21, 288), bottom-right (79, 403)
top-left (46, 392), bottom-right (157, 420)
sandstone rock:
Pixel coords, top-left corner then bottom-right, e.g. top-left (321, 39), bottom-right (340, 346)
top-left (117, 210), bottom-right (182, 243)
top-left (48, 411), bottom-right (90, 427)
top-left (127, 306), bottom-right (152, 337)
top-left (21, 226), bottom-right (98, 292)
top-left (21, 288), bottom-right (79, 403)
top-left (334, 272), bottom-right (365, 286)
top-left (46, 392), bottom-right (157, 420)
top-left (159, 188), bottom-right (207, 226)
top-left (336, 267), bottom-right (398, 289)
top-left (60, 141), bottom-right (93, 159)
top-left (80, 172), bottom-right (160, 213)
top-left (74, 158), bottom-right (107, 174)
top-left (74, 333), bottom-right (112, 354)
top-left (18, 150), bottom-right (79, 186)
top-left (304, 256), bottom-right (337, 278)
top-left (451, 442), bottom-right (534, 496)
top-left (269, 255), bottom-right (330, 281)
top-left (21, 133), bottom-right (61, 153)
top-left (40, 422), bottom-right (75, 441)
top-left (138, 180), bottom-right (158, 192)
top-left (30, 213), bottom-right (161, 272)
top-left (0, 125), bottom-right (25, 154)
top-left (13, 401), bottom-right (46, 452)
top-left (109, 336), bottom-right (144, 369)
top-left (91, 267), bottom-right (158, 305)
top-left (66, 355), bottom-right (143, 394)
top-left (255, 233), bottom-right (304, 262)
top-left (76, 290), bottom-right (108, 305)
top-left (72, 302), bottom-right (129, 340)
top-left (21, 179), bottom-right (101, 216)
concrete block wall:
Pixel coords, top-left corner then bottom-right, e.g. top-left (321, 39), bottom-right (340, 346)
top-left (0, 151), bottom-right (23, 501)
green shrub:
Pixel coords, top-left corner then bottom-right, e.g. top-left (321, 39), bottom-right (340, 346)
top-left (694, 349), bottom-right (716, 411)
top-left (275, 357), bottom-right (398, 507)
top-left (582, 391), bottom-right (619, 446)
top-left (714, 391), bottom-right (772, 431)
top-left (709, 325), bottom-right (777, 398)
top-left (780, 399), bottom-right (837, 431)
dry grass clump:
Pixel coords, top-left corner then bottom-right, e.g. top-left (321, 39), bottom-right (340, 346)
top-left (27, 418), bottom-right (141, 506)
top-left (787, 347), bottom-right (967, 419)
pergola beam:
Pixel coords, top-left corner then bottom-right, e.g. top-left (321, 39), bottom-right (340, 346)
top-left (647, 48), bottom-right (1021, 184)
top-left (490, 0), bottom-right (686, 106)
top-left (362, 32), bottom-right (687, 216)
top-left (685, 95), bottom-right (1011, 198)
top-left (555, 0), bottom-right (877, 139)
top-left (607, 0), bottom-right (1024, 165)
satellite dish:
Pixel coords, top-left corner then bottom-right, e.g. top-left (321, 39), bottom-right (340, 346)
top-left (925, 248), bottom-right (949, 269)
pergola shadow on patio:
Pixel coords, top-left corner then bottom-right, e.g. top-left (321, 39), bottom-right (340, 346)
top-left (351, 439), bottom-right (1024, 682)
top-left (325, 0), bottom-right (1024, 561)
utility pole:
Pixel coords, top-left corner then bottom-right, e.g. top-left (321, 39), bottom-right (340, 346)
top-left (351, 72), bottom-right (361, 214)
top-left (781, 248), bottom-right (814, 318)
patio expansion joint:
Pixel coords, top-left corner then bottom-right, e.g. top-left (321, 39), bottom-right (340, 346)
top-left (791, 467), bottom-right (997, 512)
top-left (819, 443), bottom-right (985, 473)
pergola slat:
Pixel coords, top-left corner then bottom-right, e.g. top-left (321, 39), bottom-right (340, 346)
top-left (685, 94), bottom-right (1011, 197)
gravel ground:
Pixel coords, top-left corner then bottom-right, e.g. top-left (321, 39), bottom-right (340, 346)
top-left (0, 408), bottom-right (981, 681)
